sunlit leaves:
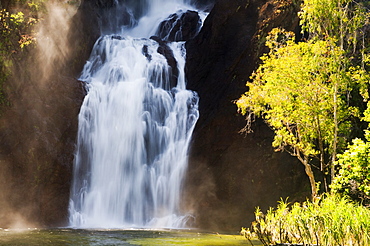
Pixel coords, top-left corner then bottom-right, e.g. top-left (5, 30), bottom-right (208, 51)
top-left (244, 194), bottom-right (370, 246)
top-left (0, 9), bottom-right (35, 57)
top-left (332, 130), bottom-right (370, 204)
top-left (237, 32), bottom-right (351, 162)
top-left (0, 0), bottom-right (45, 110)
top-left (235, 27), bottom-right (368, 198)
top-left (239, 0), bottom-right (370, 243)
top-left (299, 0), bottom-right (369, 51)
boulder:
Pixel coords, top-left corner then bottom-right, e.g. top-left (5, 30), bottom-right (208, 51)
top-left (156, 10), bottom-right (202, 42)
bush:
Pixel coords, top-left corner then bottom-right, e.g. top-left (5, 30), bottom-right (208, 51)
top-left (242, 194), bottom-right (370, 246)
top-left (331, 131), bottom-right (370, 205)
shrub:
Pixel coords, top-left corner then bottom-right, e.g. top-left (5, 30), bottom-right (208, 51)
top-left (331, 130), bottom-right (370, 205)
top-left (242, 194), bottom-right (370, 246)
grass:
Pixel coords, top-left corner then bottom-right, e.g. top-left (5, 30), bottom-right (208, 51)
top-left (242, 193), bottom-right (370, 246)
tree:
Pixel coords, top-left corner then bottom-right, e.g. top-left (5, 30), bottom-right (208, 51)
top-left (331, 103), bottom-right (370, 205)
top-left (300, 0), bottom-right (370, 182)
top-left (299, 0), bottom-right (368, 52)
top-left (236, 29), bottom-right (355, 199)
top-left (331, 132), bottom-right (370, 204)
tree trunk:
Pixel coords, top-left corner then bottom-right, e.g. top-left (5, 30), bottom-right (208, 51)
top-left (296, 150), bottom-right (317, 199)
top-left (332, 81), bottom-right (338, 184)
top-left (316, 116), bottom-right (328, 192)
top-left (303, 158), bottom-right (317, 200)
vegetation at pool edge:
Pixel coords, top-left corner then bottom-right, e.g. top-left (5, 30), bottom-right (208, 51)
top-left (241, 194), bottom-right (370, 246)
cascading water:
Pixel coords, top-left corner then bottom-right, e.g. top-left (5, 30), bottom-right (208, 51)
top-left (69, 0), bottom-right (206, 228)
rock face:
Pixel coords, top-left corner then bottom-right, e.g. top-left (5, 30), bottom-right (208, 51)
top-left (0, 2), bottom-right (90, 227)
top-left (0, 78), bottom-right (85, 227)
top-left (185, 0), bottom-right (309, 230)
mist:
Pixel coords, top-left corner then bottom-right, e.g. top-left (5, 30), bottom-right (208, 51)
top-left (0, 0), bottom-right (82, 228)
top-left (36, 1), bottom-right (78, 82)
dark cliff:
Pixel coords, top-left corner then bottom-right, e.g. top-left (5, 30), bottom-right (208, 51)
top-left (0, 2), bottom-right (87, 227)
top-left (185, 0), bottom-right (309, 230)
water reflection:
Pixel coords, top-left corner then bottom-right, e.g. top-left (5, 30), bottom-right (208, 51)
top-left (0, 228), bottom-right (255, 245)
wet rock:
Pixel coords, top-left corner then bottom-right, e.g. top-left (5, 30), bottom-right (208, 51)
top-left (156, 10), bottom-right (202, 42)
top-left (0, 76), bottom-right (85, 227)
top-left (150, 36), bottom-right (179, 89)
top-left (142, 45), bottom-right (152, 61)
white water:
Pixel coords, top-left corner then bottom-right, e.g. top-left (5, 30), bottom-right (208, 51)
top-left (69, 0), bottom-right (204, 228)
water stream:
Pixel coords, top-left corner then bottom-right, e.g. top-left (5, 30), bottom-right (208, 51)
top-left (69, 0), bottom-right (204, 229)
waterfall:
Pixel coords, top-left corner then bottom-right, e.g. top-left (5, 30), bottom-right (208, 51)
top-left (68, 0), bottom-right (205, 228)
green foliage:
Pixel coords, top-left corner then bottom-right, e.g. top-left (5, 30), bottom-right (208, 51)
top-left (236, 28), bottom-right (358, 198)
top-left (299, 0), bottom-right (369, 51)
top-left (0, 0), bottom-right (46, 111)
top-left (0, 7), bottom-right (39, 57)
top-left (239, 0), bottom-right (370, 243)
top-left (237, 0), bottom-right (370, 199)
top-left (242, 194), bottom-right (370, 246)
top-left (332, 128), bottom-right (370, 204)
top-left (0, 0), bottom-right (48, 58)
